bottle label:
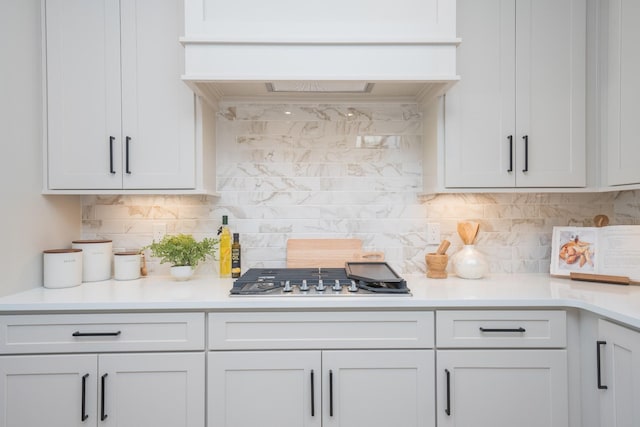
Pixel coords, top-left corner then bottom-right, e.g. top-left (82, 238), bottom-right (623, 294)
top-left (231, 248), bottom-right (241, 278)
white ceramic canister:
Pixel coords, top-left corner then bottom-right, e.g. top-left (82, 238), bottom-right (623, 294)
top-left (43, 249), bottom-right (83, 289)
top-left (113, 251), bottom-right (141, 281)
top-left (71, 240), bottom-right (113, 282)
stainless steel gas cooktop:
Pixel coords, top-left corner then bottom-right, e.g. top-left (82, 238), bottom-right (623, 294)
top-left (230, 263), bottom-right (410, 296)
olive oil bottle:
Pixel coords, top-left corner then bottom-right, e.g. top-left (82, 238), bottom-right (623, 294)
top-left (231, 233), bottom-right (241, 278)
top-left (218, 216), bottom-right (231, 277)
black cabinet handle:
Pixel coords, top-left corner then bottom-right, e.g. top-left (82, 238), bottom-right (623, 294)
top-left (310, 370), bottom-right (315, 417)
top-left (81, 373), bottom-right (89, 422)
top-left (522, 135), bottom-right (529, 172)
top-left (109, 136), bottom-right (116, 174)
top-left (507, 135), bottom-right (513, 172)
top-left (125, 136), bottom-right (132, 174)
top-left (329, 370), bottom-right (334, 417)
top-left (445, 369), bottom-right (451, 416)
top-left (597, 341), bottom-right (608, 390)
top-left (73, 331), bottom-right (121, 337)
top-left (479, 327), bottom-right (526, 333)
top-left (100, 373), bottom-right (108, 421)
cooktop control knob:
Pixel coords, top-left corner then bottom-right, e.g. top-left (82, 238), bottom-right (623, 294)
top-left (300, 279), bottom-right (309, 291)
top-left (316, 279), bottom-right (325, 292)
top-left (332, 279), bottom-right (342, 292)
top-left (283, 280), bottom-right (292, 292)
top-left (348, 280), bottom-right (358, 292)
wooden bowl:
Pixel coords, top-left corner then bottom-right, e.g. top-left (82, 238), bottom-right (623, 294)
top-left (426, 253), bottom-right (448, 279)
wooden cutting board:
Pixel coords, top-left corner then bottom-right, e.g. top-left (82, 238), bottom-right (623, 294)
top-left (286, 239), bottom-right (384, 268)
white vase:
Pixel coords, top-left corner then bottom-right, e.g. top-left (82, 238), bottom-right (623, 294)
top-left (452, 245), bottom-right (488, 279)
top-left (170, 266), bottom-right (194, 281)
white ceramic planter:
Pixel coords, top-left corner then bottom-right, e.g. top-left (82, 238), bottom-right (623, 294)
top-left (170, 266), bottom-right (195, 281)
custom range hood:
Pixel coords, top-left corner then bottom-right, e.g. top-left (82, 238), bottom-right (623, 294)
top-left (181, 0), bottom-right (460, 104)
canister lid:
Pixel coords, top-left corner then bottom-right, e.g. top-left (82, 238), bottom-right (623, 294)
top-left (72, 239), bottom-right (112, 244)
top-left (43, 248), bottom-right (83, 254)
top-left (114, 251), bottom-right (140, 256)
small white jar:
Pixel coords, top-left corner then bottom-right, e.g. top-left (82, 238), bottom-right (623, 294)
top-left (72, 240), bottom-right (112, 282)
top-left (113, 251), bottom-right (141, 281)
top-left (43, 249), bottom-right (83, 289)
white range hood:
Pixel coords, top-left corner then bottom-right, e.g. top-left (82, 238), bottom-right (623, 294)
top-left (181, 0), bottom-right (460, 104)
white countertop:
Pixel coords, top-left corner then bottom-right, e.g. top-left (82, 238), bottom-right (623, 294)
top-left (1, 274), bottom-right (640, 329)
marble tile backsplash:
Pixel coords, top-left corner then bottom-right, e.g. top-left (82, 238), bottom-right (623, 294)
top-left (80, 103), bottom-right (638, 276)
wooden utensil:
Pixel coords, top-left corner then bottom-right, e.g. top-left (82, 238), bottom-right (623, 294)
top-left (457, 222), bottom-right (480, 245)
top-left (594, 214), bottom-right (610, 227)
top-left (286, 239), bottom-right (384, 268)
top-left (140, 252), bottom-right (148, 276)
top-left (436, 240), bottom-right (451, 255)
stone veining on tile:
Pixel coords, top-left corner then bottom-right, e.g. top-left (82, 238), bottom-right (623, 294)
top-left (79, 103), bottom-right (640, 276)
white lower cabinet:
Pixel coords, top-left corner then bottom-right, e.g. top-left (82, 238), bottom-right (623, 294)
top-left (0, 352), bottom-right (204, 427)
top-left (436, 350), bottom-right (568, 427)
top-left (0, 354), bottom-right (96, 427)
top-left (597, 319), bottom-right (640, 426)
top-left (206, 311), bottom-right (435, 427)
top-left (0, 313), bottom-right (206, 427)
top-left (208, 349), bottom-right (435, 427)
top-left (435, 310), bottom-right (569, 427)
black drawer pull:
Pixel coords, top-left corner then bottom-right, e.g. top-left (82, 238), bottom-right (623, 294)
top-left (445, 369), bottom-right (451, 416)
top-left (597, 340), bottom-right (608, 390)
top-left (73, 331), bottom-right (122, 337)
top-left (125, 136), bottom-right (132, 174)
top-left (101, 373), bottom-right (108, 421)
top-left (329, 370), bottom-right (334, 417)
top-left (310, 370), bottom-right (315, 417)
top-left (479, 327), bottom-right (526, 333)
top-left (81, 373), bottom-right (89, 421)
top-left (522, 135), bottom-right (529, 172)
top-left (507, 135), bottom-right (513, 172)
top-left (109, 136), bottom-right (116, 174)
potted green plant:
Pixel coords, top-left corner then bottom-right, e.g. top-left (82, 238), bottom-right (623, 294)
top-left (145, 234), bottom-right (218, 280)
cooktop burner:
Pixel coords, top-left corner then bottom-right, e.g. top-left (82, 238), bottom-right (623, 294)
top-left (230, 265), bottom-right (410, 296)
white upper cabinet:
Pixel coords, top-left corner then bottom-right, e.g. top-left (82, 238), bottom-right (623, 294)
top-left (181, 0), bottom-right (460, 103)
top-left (44, 0), bottom-right (212, 193)
top-left (601, 0), bottom-right (640, 187)
top-left (442, 0), bottom-right (586, 189)
top-left (184, 0), bottom-right (456, 41)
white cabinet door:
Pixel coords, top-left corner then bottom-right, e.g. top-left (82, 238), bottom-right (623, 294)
top-left (45, 0), bottom-right (123, 190)
top-left (598, 320), bottom-right (640, 427)
top-left (98, 352), bottom-right (204, 427)
top-left (208, 351), bottom-right (322, 427)
top-left (45, 0), bottom-right (196, 191)
top-left (0, 354), bottom-right (97, 427)
top-left (444, 0), bottom-right (585, 188)
top-left (444, 0), bottom-right (516, 188)
top-left (604, 0), bottom-right (640, 186)
top-left (323, 350), bottom-right (435, 427)
top-left (437, 350), bottom-right (568, 427)
top-left (514, 0), bottom-right (585, 187)
top-left (120, 0), bottom-right (195, 190)
top-left (208, 350), bottom-right (435, 427)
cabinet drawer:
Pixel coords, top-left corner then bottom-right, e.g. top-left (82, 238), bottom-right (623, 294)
top-left (209, 311), bottom-right (434, 350)
top-left (0, 313), bottom-right (205, 354)
top-left (436, 310), bottom-right (566, 348)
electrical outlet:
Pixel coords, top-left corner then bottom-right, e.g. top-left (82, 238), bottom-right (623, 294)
top-left (426, 223), bottom-right (441, 245)
top-left (152, 223), bottom-right (166, 242)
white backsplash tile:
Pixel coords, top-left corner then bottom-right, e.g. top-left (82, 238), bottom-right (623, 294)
top-left (80, 102), bottom-right (640, 276)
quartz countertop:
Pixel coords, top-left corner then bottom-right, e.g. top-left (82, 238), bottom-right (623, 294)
top-left (1, 274), bottom-right (639, 329)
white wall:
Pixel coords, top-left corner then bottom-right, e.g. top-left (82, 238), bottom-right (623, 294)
top-left (0, 0), bottom-right (80, 296)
